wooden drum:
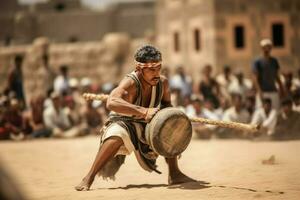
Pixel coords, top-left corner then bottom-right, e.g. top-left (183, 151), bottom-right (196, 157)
top-left (145, 107), bottom-right (192, 158)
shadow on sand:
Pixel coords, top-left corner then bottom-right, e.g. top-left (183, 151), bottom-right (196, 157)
top-left (102, 180), bottom-right (211, 190)
top-left (95, 181), bottom-right (285, 195)
top-left (212, 185), bottom-right (285, 195)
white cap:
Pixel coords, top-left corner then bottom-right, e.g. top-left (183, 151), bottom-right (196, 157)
top-left (80, 77), bottom-right (92, 87)
top-left (69, 78), bottom-right (79, 88)
top-left (92, 100), bottom-right (102, 108)
top-left (260, 39), bottom-right (272, 47)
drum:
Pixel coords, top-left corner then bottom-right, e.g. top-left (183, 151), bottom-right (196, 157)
top-left (145, 107), bottom-right (192, 158)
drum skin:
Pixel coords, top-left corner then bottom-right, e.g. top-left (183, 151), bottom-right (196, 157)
top-left (145, 107), bottom-right (192, 157)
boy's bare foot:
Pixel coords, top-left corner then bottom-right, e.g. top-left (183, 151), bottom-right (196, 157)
top-left (168, 171), bottom-right (197, 185)
top-left (75, 177), bottom-right (94, 191)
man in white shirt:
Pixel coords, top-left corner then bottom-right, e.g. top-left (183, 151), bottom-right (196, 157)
top-left (221, 93), bottom-right (250, 138)
top-left (216, 65), bottom-right (236, 99)
top-left (170, 66), bottom-right (193, 99)
top-left (43, 92), bottom-right (71, 137)
top-left (228, 71), bottom-right (252, 98)
top-left (54, 65), bottom-right (70, 95)
top-left (251, 98), bottom-right (277, 136)
top-left (185, 97), bottom-right (213, 139)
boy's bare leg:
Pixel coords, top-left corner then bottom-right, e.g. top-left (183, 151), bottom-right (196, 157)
top-left (166, 157), bottom-right (197, 185)
top-left (75, 136), bottom-right (123, 191)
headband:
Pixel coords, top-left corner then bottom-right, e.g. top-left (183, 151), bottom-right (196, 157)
top-left (135, 61), bottom-right (162, 69)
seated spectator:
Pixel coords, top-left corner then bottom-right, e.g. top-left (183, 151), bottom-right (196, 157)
top-left (216, 65), bottom-right (236, 100)
top-left (251, 98), bottom-right (277, 136)
top-left (215, 98), bottom-right (230, 119)
top-left (69, 78), bottom-right (86, 108)
top-left (293, 92), bottom-right (300, 112)
top-left (64, 95), bottom-right (88, 136)
top-left (0, 97), bottom-right (9, 140)
top-left (199, 64), bottom-right (220, 108)
top-left (82, 100), bottom-right (104, 135)
top-left (2, 99), bottom-right (29, 140)
top-left (170, 66), bottom-right (193, 99)
top-left (292, 68), bottom-right (300, 90)
top-left (186, 97), bottom-right (213, 139)
top-left (43, 92), bottom-right (79, 138)
top-left (228, 70), bottom-right (252, 98)
top-left (27, 95), bottom-right (52, 138)
top-left (272, 98), bottom-right (300, 140)
top-left (220, 93), bottom-right (250, 138)
top-left (282, 70), bottom-right (297, 97)
top-left (245, 96), bottom-right (256, 118)
top-left (170, 88), bottom-right (183, 107)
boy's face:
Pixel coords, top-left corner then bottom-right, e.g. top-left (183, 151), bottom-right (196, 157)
top-left (137, 62), bottom-right (162, 86)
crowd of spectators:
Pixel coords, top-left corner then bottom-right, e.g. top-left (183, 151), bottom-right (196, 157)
top-left (1, 38), bottom-right (300, 141)
top-left (0, 55), bottom-right (108, 140)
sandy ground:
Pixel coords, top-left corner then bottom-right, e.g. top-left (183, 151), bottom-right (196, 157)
top-left (0, 136), bottom-right (300, 200)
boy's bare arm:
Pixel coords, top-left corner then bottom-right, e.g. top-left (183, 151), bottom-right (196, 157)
top-left (106, 77), bottom-right (148, 119)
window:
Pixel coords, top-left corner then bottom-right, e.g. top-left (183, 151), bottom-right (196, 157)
top-left (272, 23), bottom-right (284, 47)
top-left (55, 3), bottom-right (66, 12)
top-left (234, 25), bottom-right (245, 49)
top-left (173, 32), bottom-right (180, 52)
top-left (193, 29), bottom-right (201, 51)
top-left (69, 36), bottom-right (79, 43)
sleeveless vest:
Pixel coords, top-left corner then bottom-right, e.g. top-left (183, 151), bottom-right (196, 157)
top-left (105, 71), bottom-right (164, 174)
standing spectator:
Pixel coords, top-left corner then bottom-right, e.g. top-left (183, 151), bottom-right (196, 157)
top-left (216, 65), bottom-right (236, 99)
top-left (54, 65), bottom-right (70, 95)
top-left (198, 64), bottom-right (220, 108)
top-left (252, 39), bottom-right (285, 110)
top-left (37, 54), bottom-right (56, 96)
top-left (251, 98), bottom-right (277, 136)
top-left (170, 66), bottom-right (193, 99)
top-left (6, 55), bottom-right (26, 108)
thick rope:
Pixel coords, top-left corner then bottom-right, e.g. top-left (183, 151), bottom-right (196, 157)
top-left (82, 93), bottom-right (259, 132)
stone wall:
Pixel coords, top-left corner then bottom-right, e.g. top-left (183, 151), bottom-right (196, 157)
top-left (0, 34), bottom-right (134, 102)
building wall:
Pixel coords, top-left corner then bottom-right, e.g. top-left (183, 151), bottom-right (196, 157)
top-left (35, 11), bottom-right (113, 42)
top-left (0, 0), bottom-right (155, 45)
top-left (156, 0), bottom-right (300, 79)
top-left (214, 0), bottom-right (300, 74)
top-left (156, 0), bottom-right (216, 82)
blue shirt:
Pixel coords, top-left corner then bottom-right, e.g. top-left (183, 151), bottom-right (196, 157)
top-left (252, 57), bottom-right (280, 92)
